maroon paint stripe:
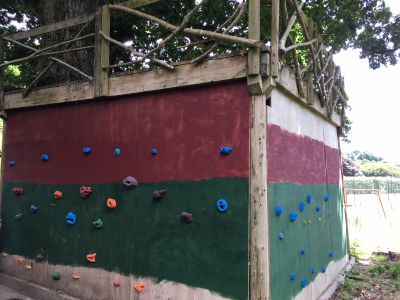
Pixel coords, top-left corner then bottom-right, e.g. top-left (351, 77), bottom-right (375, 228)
top-left (268, 124), bottom-right (340, 185)
top-left (4, 81), bottom-right (250, 184)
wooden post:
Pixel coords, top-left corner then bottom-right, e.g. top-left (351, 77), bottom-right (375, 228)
top-left (248, 0), bottom-right (260, 76)
top-left (249, 94), bottom-right (269, 300)
top-left (270, 0), bottom-right (279, 77)
top-left (0, 36), bottom-right (4, 111)
top-left (94, 5), bottom-right (110, 97)
top-left (306, 19), bottom-right (315, 105)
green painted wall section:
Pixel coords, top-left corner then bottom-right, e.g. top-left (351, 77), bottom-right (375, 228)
top-left (0, 178), bottom-right (248, 300)
top-left (268, 183), bottom-right (348, 300)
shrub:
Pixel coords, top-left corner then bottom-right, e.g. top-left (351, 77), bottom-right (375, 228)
top-left (361, 162), bottom-right (400, 178)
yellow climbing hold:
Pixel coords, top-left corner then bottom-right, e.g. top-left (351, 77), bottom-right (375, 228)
top-left (25, 265), bottom-right (32, 270)
top-left (1, 252), bottom-right (8, 257)
top-left (72, 274), bottom-right (80, 280)
top-left (308, 219), bottom-right (312, 224)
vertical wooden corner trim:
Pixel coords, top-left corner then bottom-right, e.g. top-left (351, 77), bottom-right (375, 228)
top-left (249, 94), bottom-right (270, 300)
top-left (248, 0), bottom-right (260, 76)
top-left (0, 36), bottom-right (4, 110)
top-left (94, 5), bottom-right (110, 97)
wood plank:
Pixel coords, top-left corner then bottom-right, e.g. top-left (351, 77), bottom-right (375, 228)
top-left (247, 0), bottom-right (260, 76)
top-left (249, 94), bottom-right (269, 300)
top-left (4, 55), bottom-right (246, 109)
top-left (270, 0), bottom-right (279, 77)
top-left (119, 0), bottom-right (160, 9)
top-left (94, 5), bottom-right (110, 97)
top-left (5, 12), bottom-right (97, 41)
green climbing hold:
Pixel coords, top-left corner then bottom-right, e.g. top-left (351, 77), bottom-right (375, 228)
top-left (92, 218), bottom-right (104, 229)
top-left (52, 271), bottom-right (61, 280)
top-left (15, 213), bottom-right (23, 220)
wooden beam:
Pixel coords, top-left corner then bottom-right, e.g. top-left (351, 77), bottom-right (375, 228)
top-left (0, 36), bottom-right (4, 110)
top-left (270, 0), bottom-right (279, 77)
top-left (249, 94), bottom-right (269, 300)
top-left (247, 0), bottom-right (261, 76)
top-left (94, 5), bottom-right (110, 97)
top-left (119, 0), bottom-right (160, 9)
top-left (5, 12), bottom-right (97, 41)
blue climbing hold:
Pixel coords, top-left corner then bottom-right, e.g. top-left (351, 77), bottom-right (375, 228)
top-left (278, 232), bottom-right (285, 240)
top-left (329, 251), bottom-right (334, 258)
top-left (316, 205), bottom-right (321, 212)
top-left (322, 266), bottom-right (327, 273)
top-left (30, 205), bottom-right (38, 213)
top-left (289, 212), bottom-right (298, 221)
top-left (307, 193), bottom-right (312, 204)
top-left (83, 147), bottom-right (91, 154)
top-left (151, 148), bottom-right (158, 156)
top-left (275, 205), bottom-right (283, 216)
top-left (9, 160), bottom-right (16, 166)
top-left (219, 147), bottom-right (232, 156)
top-left (41, 154), bottom-right (49, 161)
top-left (66, 212), bottom-right (77, 225)
top-left (301, 279), bottom-right (308, 288)
top-left (299, 202), bottom-right (306, 212)
top-left (300, 248), bottom-right (306, 255)
top-left (290, 273), bottom-right (297, 280)
top-left (311, 266), bottom-right (316, 274)
top-left (324, 195), bottom-right (329, 202)
top-left (216, 199), bottom-right (229, 213)
top-left (114, 148), bottom-right (121, 157)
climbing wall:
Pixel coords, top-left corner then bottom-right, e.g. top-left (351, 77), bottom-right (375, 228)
top-left (267, 89), bottom-right (348, 300)
top-left (0, 81), bottom-right (250, 300)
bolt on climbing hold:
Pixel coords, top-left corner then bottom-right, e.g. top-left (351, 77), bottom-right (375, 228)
top-left (216, 199), bottom-right (229, 212)
top-left (86, 253), bottom-right (96, 263)
top-left (134, 283), bottom-right (145, 293)
top-left (308, 219), bottom-right (312, 224)
top-left (300, 248), bottom-right (306, 255)
top-left (219, 147), bottom-right (232, 156)
top-left (303, 220), bottom-right (307, 226)
top-left (54, 191), bottom-right (62, 199)
top-left (36, 253), bottom-right (44, 262)
top-left (311, 266), bottom-right (316, 274)
top-left (322, 266), bottom-right (327, 273)
top-left (324, 195), bottom-right (329, 202)
top-left (114, 148), bottom-right (121, 157)
top-left (301, 278), bottom-right (308, 288)
top-left (122, 176), bottom-right (139, 189)
top-left (316, 205), bottom-right (321, 212)
top-left (153, 190), bottom-right (167, 200)
top-left (107, 198), bottom-right (117, 209)
top-left (278, 232), bottom-right (285, 240)
top-left (181, 212), bottom-right (193, 224)
top-left (329, 251), bottom-right (334, 258)
top-left (275, 205), bottom-right (283, 216)
top-left (290, 273), bottom-right (297, 280)
top-left (80, 186), bottom-right (93, 199)
top-left (17, 258), bottom-right (25, 264)
top-left (25, 265), bottom-right (32, 270)
top-left (1, 252), bottom-right (8, 257)
top-left (289, 212), bottom-right (298, 222)
top-left (113, 281), bottom-right (121, 287)
top-left (41, 154), bottom-right (49, 161)
top-left (307, 193), bottom-right (312, 204)
top-left (299, 202), bottom-right (306, 212)
top-left (150, 148), bottom-right (158, 156)
top-left (12, 187), bottom-right (24, 195)
top-left (318, 217), bottom-right (322, 222)
top-left (92, 218), bottom-right (104, 229)
top-left (30, 205), bottom-right (38, 213)
top-left (52, 272), bottom-right (61, 280)
top-left (66, 212), bottom-right (77, 225)
top-left (72, 274), bottom-right (80, 280)
top-left (9, 160), bottom-right (16, 166)
top-left (82, 147), bottom-right (91, 154)
top-left (14, 213), bottom-right (23, 220)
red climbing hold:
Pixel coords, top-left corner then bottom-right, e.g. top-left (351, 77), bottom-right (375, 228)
top-left (113, 281), bottom-right (121, 287)
top-left (107, 198), bottom-right (117, 209)
top-left (54, 191), bottom-right (62, 199)
top-left (80, 186), bottom-right (93, 199)
top-left (12, 187), bottom-right (24, 195)
top-left (86, 253), bottom-right (96, 263)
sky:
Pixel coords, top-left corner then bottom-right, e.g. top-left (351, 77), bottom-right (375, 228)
top-left (334, 0), bottom-right (400, 164)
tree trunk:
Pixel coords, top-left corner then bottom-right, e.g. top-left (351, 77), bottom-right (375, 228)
top-left (22, 0), bottom-right (98, 85)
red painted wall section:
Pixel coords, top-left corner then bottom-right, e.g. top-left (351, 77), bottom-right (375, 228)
top-left (268, 124), bottom-right (340, 185)
top-left (4, 81), bottom-right (250, 184)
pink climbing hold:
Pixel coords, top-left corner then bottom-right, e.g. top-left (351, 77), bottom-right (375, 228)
top-left (80, 186), bottom-right (93, 199)
top-left (122, 176), bottom-right (138, 189)
top-left (12, 187), bottom-right (24, 195)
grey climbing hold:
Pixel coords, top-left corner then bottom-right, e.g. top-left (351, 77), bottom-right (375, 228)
top-left (14, 213), bottom-right (23, 220)
top-left (122, 176), bottom-right (139, 189)
top-left (153, 190), bottom-right (167, 200)
top-left (92, 218), bottom-right (103, 229)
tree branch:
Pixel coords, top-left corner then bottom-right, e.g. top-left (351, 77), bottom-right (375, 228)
top-left (284, 38), bottom-right (316, 52)
top-left (279, 0), bottom-right (306, 50)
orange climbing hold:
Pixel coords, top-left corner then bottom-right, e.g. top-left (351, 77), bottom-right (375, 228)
top-left (107, 198), bottom-right (117, 209)
top-left (54, 191), bottom-right (62, 199)
top-left (134, 283), bottom-right (145, 293)
top-left (16, 258), bottom-right (25, 264)
top-left (72, 274), bottom-right (80, 280)
top-left (86, 253), bottom-right (96, 263)
top-left (25, 265), bottom-right (32, 270)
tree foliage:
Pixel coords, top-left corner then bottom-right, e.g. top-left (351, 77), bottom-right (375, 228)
top-left (349, 150), bottom-right (384, 162)
top-left (361, 162), bottom-right (400, 177)
top-left (342, 157), bottom-right (363, 176)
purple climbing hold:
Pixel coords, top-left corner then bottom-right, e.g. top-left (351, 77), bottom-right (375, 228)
top-left (36, 253), bottom-right (44, 262)
top-left (181, 212), bottom-right (193, 224)
top-left (122, 176), bottom-right (139, 189)
top-left (153, 190), bottom-right (167, 200)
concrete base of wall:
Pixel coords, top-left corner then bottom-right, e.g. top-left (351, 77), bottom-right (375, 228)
top-left (0, 272), bottom-right (79, 300)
